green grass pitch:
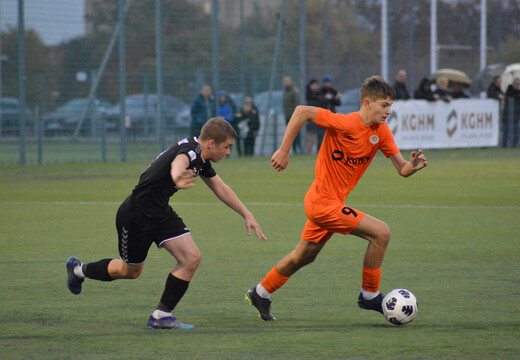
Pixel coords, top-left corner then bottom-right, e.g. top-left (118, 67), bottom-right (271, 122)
top-left (0, 148), bottom-right (519, 359)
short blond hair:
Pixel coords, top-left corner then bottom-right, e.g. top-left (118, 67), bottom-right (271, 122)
top-left (199, 117), bottom-right (237, 143)
top-left (360, 75), bottom-right (396, 102)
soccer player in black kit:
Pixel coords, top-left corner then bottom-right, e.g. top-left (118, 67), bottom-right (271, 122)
top-left (66, 117), bottom-right (267, 329)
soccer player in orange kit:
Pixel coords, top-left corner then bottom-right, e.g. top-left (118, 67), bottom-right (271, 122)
top-left (246, 76), bottom-right (427, 321)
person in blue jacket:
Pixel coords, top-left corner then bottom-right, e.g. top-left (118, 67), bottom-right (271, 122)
top-left (218, 91), bottom-right (234, 123)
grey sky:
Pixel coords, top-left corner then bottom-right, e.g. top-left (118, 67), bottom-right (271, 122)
top-left (0, 0), bottom-right (85, 45)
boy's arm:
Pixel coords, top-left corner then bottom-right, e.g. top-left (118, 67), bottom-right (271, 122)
top-left (389, 150), bottom-right (427, 178)
top-left (170, 154), bottom-right (197, 188)
top-left (271, 105), bottom-right (318, 172)
top-left (201, 175), bottom-right (267, 241)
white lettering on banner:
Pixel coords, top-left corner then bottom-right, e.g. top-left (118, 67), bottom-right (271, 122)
top-left (390, 99), bottom-right (499, 149)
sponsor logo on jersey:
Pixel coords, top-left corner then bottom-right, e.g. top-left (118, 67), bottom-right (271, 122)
top-left (331, 150), bottom-right (371, 165)
top-left (188, 150), bottom-right (197, 161)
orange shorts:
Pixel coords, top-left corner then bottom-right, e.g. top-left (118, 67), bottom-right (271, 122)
top-left (301, 195), bottom-right (365, 243)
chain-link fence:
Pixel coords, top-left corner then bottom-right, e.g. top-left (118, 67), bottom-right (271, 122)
top-left (1, 0), bottom-right (519, 165)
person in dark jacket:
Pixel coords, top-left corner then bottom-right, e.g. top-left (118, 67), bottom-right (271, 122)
top-left (414, 77), bottom-right (435, 101)
top-left (319, 75), bottom-right (341, 113)
top-left (393, 70), bottom-right (410, 100)
top-left (433, 77), bottom-right (452, 102)
top-left (451, 83), bottom-right (469, 99)
top-left (503, 78), bottom-right (520, 147)
top-left (235, 95), bottom-right (260, 157)
top-left (487, 76), bottom-right (505, 101)
top-left (190, 84), bottom-right (216, 138)
top-left (282, 76), bottom-right (302, 154)
top-left (305, 79), bottom-right (325, 154)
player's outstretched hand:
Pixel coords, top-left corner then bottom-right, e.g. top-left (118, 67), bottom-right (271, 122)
top-left (410, 149), bottom-right (427, 171)
top-left (271, 148), bottom-right (290, 172)
top-left (245, 215), bottom-right (268, 241)
top-left (175, 169), bottom-right (197, 189)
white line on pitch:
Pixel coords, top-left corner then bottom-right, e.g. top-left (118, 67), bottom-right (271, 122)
top-left (0, 201), bottom-right (518, 210)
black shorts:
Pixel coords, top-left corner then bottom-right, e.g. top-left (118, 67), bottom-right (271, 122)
top-left (115, 196), bottom-right (190, 265)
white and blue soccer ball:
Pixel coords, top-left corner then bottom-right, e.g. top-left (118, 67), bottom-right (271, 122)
top-left (382, 288), bottom-right (418, 325)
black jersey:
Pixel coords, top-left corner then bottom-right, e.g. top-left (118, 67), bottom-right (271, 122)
top-left (130, 137), bottom-right (216, 216)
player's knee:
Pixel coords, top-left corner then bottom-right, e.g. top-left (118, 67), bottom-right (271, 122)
top-left (125, 266), bottom-right (143, 279)
top-left (184, 250), bottom-right (202, 271)
top-left (374, 222), bottom-right (391, 248)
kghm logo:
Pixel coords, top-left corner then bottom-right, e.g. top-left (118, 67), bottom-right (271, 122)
top-left (446, 109), bottom-right (493, 138)
top-left (447, 109), bottom-right (457, 138)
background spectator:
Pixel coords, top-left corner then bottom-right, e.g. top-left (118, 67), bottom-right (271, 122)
top-left (393, 69), bottom-right (410, 100)
top-left (319, 75), bottom-right (341, 113)
top-left (217, 91), bottom-right (234, 123)
top-left (190, 84), bottom-right (215, 138)
top-left (503, 78), bottom-right (520, 147)
top-left (487, 76), bottom-right (505, 101)
top-left (414, 77), bottom-right (435, 101)
top-left (433, 77), bottom-right (452, 102)
top-left (452, 83), bottom-right (469, 99)
top-left (282, 75), bottom-right (302, 154)
top-left (305, 79), bottom-right (325, 154)
top-left (235, 95), bottom-right (260, 157)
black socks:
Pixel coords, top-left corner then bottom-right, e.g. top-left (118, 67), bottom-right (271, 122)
top-left (157, 273), bottom-right (190, 312)
top-left (83, 258), bottom-right (114, 281)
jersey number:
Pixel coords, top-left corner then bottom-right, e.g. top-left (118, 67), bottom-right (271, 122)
top-left (341, 207), bottom-right (358, 218)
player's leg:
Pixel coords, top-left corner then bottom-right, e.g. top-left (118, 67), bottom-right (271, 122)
top-left (275, 238), bottom-right (327, 277)
top-left (66, 199), bottom-right (149, 294)
top-left (350, 214), bottom-right (391, 313)
top-left (246, 225), bottom-right (330, 321)
top-left (147, 234), bottom-right (198, 330)
top-left (147, 208), bottom-right (197, 330)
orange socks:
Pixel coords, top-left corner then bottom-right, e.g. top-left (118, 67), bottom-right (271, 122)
top-left (260, 266), bottom-right (290, 294)
top-left (362, 267), bottom-right (381, 293)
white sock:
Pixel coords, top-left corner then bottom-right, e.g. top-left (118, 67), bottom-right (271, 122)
top-left (152, 310), bottom-right (171, 319)
top-left (74, 264), bottom-right (85, 279)
top-left (255, 283), bottom-right (271, 299)
top-left (361, 289), bottom-right (380, 300)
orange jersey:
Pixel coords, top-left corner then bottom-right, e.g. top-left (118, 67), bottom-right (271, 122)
top-left (306, 108), bottom-right (399, 203)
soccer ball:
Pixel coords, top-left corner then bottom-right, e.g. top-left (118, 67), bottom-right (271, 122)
top-left (382, 289), bottom-right (418, 325)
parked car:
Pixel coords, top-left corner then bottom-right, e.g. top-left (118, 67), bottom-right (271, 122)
top-left (104, 94), bottom-right (189, 137)
top-left (253, 90), bottom-right (284, 116)
top-left (336, 88), bottom-right (361, 115)
top-left (0, 98), bottom-right (33, 137)
top-left (43, 98), bottom-right (112, 136)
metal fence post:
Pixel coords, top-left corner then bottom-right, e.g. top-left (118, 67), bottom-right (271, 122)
top-left (37, 106), bottom-right (43, 165)
top-left (18, 0), bottom-right (26, 165)
top-left (212, 0), bottom-right (219, 115)
top-left (101, 113), bottom-right (107, 162)
top-left (507, 97), bottom-right (514, 148)
top-left (260, 0), bottom-right (287, 155)
top-left (119, 0), bottom-right (127, 162)
top-left (156, 0), bottom-right (165, 150)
